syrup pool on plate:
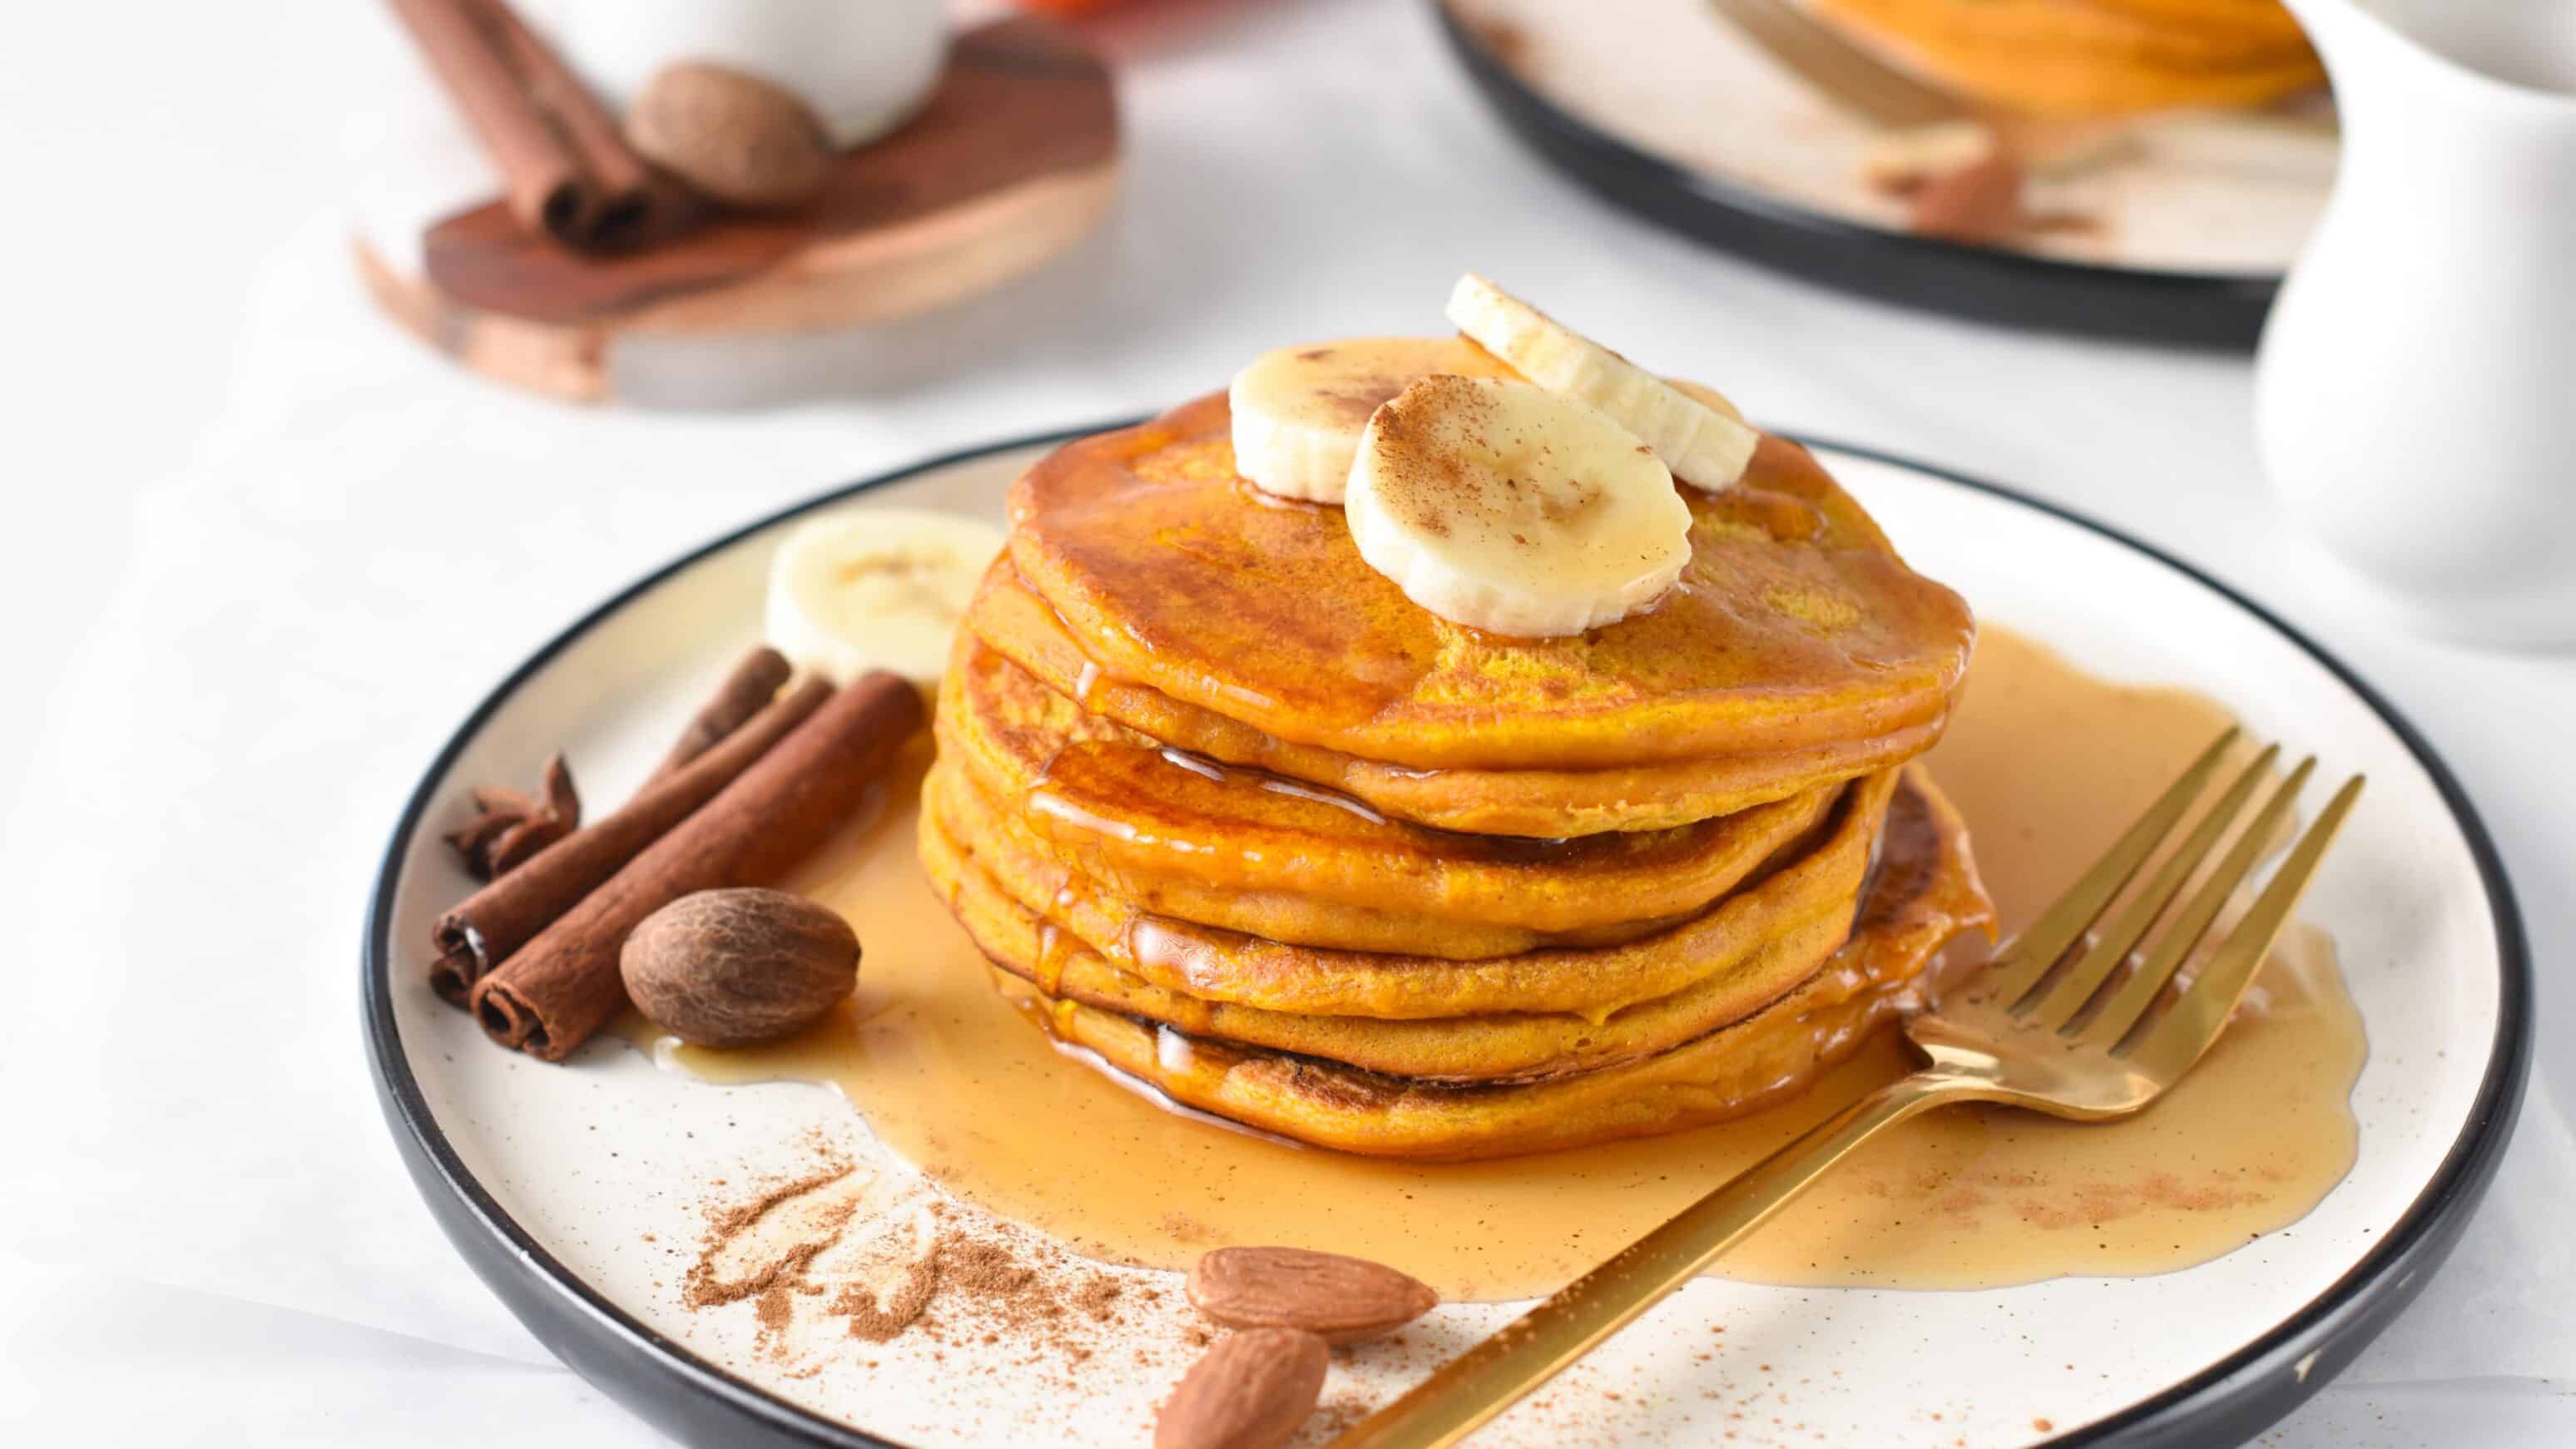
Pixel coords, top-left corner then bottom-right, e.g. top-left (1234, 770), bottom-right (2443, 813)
top-left (654, 626), bottom-right (2365, 1301)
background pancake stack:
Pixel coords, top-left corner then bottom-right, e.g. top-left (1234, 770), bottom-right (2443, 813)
top-left (1812, 0), bottom-right (2326, 116)
top-left (920, 391), bottom-right (1996, 1160)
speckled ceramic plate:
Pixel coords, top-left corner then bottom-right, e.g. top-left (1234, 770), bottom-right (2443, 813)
top-left (365, 427), bottom-right (2527, 1447)
top-left (1434, 0), bottom-right (2341, 347)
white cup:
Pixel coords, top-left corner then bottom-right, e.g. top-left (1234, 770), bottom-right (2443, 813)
top-left (559, 0), bottom-right (949, 151)
top-left (2256, 0), bottom-right (2576, 647)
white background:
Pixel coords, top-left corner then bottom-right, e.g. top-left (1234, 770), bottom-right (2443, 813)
top-left (0, 0), bottom-right (2567, 1443)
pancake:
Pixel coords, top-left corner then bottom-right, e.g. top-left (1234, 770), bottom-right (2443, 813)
top-left (1814, 0), bottom-right (2324, 116)
top-left (993, 767), bottom-right (1995, 1160)
top-left (1005, 393), bottom-right (1974, 773)
top-left (924, 804), bottom-right (1851, 1083)
top-left (968, 561), bottom-right (1945, 835)
top-left (939, 633), bottom-right (1841, 953)
top-left (928, 756), bottom-right (1898, 1021)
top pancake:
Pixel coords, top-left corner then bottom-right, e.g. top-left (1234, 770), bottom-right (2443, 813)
top-left (1008, 391), bottom-right (1974, 772)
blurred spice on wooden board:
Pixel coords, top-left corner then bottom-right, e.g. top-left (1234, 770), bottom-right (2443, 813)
top-left (384, 0), bottom-right (671, 250)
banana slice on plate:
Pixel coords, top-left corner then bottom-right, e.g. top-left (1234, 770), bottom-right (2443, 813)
top-left (1345, 375), bottom-right (1692, 638)
top-left (765, 507), bottom-right (1006, 686)
top-left (1446, 273), bottom-right (1759, 492)
top-left (1227, 337), bottom-right (1508, 502)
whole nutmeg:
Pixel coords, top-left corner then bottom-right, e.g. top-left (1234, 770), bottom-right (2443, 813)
top-left (625, 61), bottom-right (835, 210)
top-left (621, 888), bottom-right (858, 1047)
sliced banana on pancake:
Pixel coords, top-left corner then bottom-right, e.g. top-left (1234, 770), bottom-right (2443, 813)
top-left (1345, 375), bottom-right (1691, 637)
top-left (1447, 272), bottom-right (1759, 492)
top-left (1226, 336), bottom-right (1504, 502)
top-left (1665, 377), bottom-right (1746, 423)
top-left (765, 507), bottom-right (1005, 685)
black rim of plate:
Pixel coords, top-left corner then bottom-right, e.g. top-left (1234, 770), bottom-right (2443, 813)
top-left (1429, 1), bottom-right (2291, 350)
top-left (364, 423), bottom-right (2529, 1449)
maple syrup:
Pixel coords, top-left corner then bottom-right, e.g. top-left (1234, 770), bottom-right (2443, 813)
top-left (657, 627), bottom-right (2364, 1300)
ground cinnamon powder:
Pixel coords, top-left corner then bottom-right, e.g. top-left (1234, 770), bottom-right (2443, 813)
top-left (683, 1153), bottom-right (1167, 1371)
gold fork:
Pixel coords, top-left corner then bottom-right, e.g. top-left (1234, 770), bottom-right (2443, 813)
top-left (1330, 728), bottom-right (2364, 1448)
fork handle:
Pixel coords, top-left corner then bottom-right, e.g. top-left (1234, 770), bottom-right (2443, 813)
top-left (1328, 1069), bottom-right (1990, 1449)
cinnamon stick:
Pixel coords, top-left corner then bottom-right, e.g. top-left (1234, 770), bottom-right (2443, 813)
top-left (647, 646), bottom-right (793, 784)
top-left (429, 675), bottom-right (830, 1004)
top-left (384, 0), bottom-right (661, 250)
top-left (471, 0), bottom-right (661, 249)
top-left (471, 670), bottom-right (924, 1061)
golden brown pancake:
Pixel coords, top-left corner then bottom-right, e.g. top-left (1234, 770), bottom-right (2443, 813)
top-left (1005, 393), bottom-right (1974, 772)
top-left (988, 768), bottom-right (1994, 1160)
top-left (938, 633), bottom-right (1841, 954)
top-left (968, 561), bottom-right (1945, 835)
top-left (922, 808), bottom-right (1848, 1083)
top-left (928, 756), bottom-right (1897, 1022)
top-left (919, 772), bottom-right (1920, 1081)
top-left (1814, 0), bottom-right (2324, 116)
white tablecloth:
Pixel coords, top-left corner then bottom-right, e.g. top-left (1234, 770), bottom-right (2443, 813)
top-left (2, 1), bottom-right (2569, 1442)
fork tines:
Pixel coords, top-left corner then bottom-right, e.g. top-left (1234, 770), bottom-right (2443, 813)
top-left (1981, 727), bottom-right (2363, 1067)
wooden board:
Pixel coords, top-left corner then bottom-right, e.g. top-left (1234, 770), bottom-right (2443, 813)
top-left (359, 15), bottom-right (1118, 403)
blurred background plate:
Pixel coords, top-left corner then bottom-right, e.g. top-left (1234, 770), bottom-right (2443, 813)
top-left (1434, 0), bottom-right (2341, 347)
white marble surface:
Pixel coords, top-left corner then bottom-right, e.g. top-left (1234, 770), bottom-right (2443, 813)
top-left (0, 1), bottom-right (2568, 1443)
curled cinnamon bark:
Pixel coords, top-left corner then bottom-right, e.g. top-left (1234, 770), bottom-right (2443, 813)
top-left (648, 646), bottom-right (793, 784)
top-left (443, 752), bottom-right (580, 881)
top-left (429, 675), bottom-right (829, 1004)
top-left (471, 670), bottom-right (924, 1061)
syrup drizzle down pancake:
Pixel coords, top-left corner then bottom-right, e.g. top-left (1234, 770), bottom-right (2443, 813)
top-left (924, 816), bottom-right (1791, 1084)
top-left (993, 772), bottom-right (1991, 1160)
top-left (939, 633), bottom-right (1842, 955)
top-left (926, 755), bottom-right (1896, 1023)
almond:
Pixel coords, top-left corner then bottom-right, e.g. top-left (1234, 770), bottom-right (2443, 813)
top-left (1186, 1246), bottom-right (1437, 1346)
top-left (1154, 1328), bottom-right (1329, 1449)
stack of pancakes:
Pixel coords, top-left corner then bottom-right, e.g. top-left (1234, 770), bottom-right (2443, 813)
top-left (1813, 0), bottom-right (2325, 116)
top-left (920, 393), bottom-right (1994, 1160)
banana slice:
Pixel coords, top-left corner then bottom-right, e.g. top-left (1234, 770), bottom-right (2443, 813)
top-left (1445, 273), bottom-right (1760, 492)
top-left (1666, 377), bottom-right (1745, 423)
top-left (1344, 375), bottom-right (1692, 637)
top-left (1227, 337), bottom-right (1505, 502)
top-left (764, 507), bottom-right (1006, 686)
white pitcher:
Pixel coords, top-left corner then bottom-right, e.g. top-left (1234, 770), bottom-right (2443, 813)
top-left (2256, 0), bottom-right (2576, 646)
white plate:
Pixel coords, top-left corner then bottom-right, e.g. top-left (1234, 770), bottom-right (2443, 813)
top-left (365, 429), bottom-right (2529, 1448)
